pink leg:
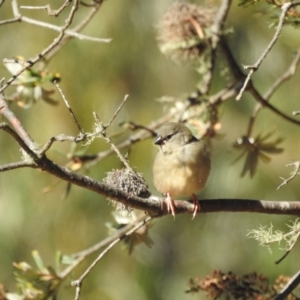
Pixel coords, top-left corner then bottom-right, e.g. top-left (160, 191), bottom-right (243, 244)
top-left (191, 194), bottom-right (201, 220)
top-left (166, 193), bottom-right (176, 219)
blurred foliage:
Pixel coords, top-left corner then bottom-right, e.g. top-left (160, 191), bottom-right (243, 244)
top-left (232, 131), bottom-right (284, 178)
top-left (106, 212), bottom-right (154, 255)
top-left (238, 0), bottom-right (300, 28)
top-left (1, 251), bottom-right (60, 300)
top-left (3, 57), bottom-right (60, 108)
top-left (0, 0), bottom-right (300, 299)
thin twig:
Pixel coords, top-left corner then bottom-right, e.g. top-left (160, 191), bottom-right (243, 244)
top-left (198, 0), bottom-right (232, 94)
top-left (236, 69), bottom-right (253, 100)
top-left (71, 218), bottom-right (146, 259)
top-left (39, 134), bottom-right (87, 155)
top-left (21, 16), bottom-right (111, 43)
top-left (71, 216), bottom-right (151, 299)
top-left (84, 99), bottom-right (194, 168)
top-left (277, 161), bottom-right (300, 190)
top-left (219, 37), bottom-right (300, 126)
top-left (59, 214), bottom-right (147, 279)
top-left (21, 0), bottom-right (71, 16)
top-left (275, 236), bottom-right (298, 264)
top-left (0, 0), bottom-right (80, 94)
top-left (0, 96), bottom-right (38, 152)
top-left (93, 112), bottom-right (135, 172)
top-left (11, 0), bottom-right (20, 17)
top-left (123, 121), bottom-right (157, 136)
top-left (210, 0), bottom-right (231, 47)
top-left (46, 2), bottom-right (105, 60)
top-left (249, 82), bottom-right (300, 126)
top-left (0, 122), bottom-right (37, 158)
top-left (105, 94), bottom-right (129, 129)
top-left (0, 161), bottom-right (37, 171)
top-left (246, 46), bottom-right (300, 136)
top-left (236, 1), bottom-right (300, 100)
top-left (54, 81), bottom-right (85, 135)
top-left (265, 47), bottom-right (300, 100)
top-left (274, 269), bottom-right (300, 300)
top-left (0, 17), bottom-right (21, 25)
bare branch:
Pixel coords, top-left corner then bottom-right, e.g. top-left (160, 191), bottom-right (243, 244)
top-left (0, 0), bottom-right (80, 94)
top-left (20, 0), bottom-right (72, 17)
top-left (71, 216), bottom-right (152, 298)
top-left (210, 0), bottom-right (231, 46)
top-left (275, 239), bottom-right (296, 264)
top-left (0, 161), bottom-right (37, 171)
top-left (0, 17), bottom-right (21, 25)
top-left (39, 134), bottom-right (87, 155)
top-left (54, 81), bottom-right (85, 135)
top-left (46, 2), bottom-right (106, 60)
top-left (265, 47), bottom-right (300, 100)
top-left (59, 214), bottom-right (147, 279)
top-left (83, 98), bottom-right (197, 168)
top-left (0, 95), bottom-right (39, 151)
top-left (105, 94), bottom-right (129, 129)
top-left (277, 161), bottom-right (300, 189)
top-left (0, 122), bottom-right (37, 158)
top-left (93, 112), bottom-right (135, 172)
top-left (274, 269), bottom-right (300, 300)
top-left (199, 0), bottom-right (232, 94)
top-left (11, 0), bottom-right (20, 17)
top-left (246, 46), bottom-right (300, 136)
top-left (219, 38), bottom-right (300, 127)
top-left (236, 1), bottom-right (300, 100)
top-left (236, 69), bottom-right (253, 101)
top-left (20, 16), bottom-right (111, 43)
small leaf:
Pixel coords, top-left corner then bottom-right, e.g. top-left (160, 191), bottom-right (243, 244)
top-left (32, 250), bottom-right (45, 271)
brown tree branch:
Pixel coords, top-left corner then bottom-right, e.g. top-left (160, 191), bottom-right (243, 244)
top-left (200, 0), bottom-right (232, 94)
top-left (0, 161), bottom-right (37, 171)
top-left (246, 46), bottom-right (300, 136)
top-left (274, 269), bottom-right (300, 300)
top-left (0, 98), bottom-right (38, 151)
top-left (220, 37), bottom-right (300, 127)
top-left (0, 122), bottom-right (37, 158)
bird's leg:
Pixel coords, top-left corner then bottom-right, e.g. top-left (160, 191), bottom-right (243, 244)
top-left (191, 194), bottom-right (201, 220)
top-left (165, 193), bottom-right (176, 219)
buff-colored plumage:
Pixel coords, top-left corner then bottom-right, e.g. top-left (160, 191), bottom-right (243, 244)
top-left (153, 122), bottom-right (211, 218)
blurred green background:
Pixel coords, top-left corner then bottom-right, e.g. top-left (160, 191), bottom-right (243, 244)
top-left (1, 0), bottom-right (300, 299)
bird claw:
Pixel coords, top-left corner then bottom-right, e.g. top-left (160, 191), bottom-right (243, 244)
top-left (166, 193), bottom-right (176, 219)
top-left (191, 194), bottom-right (201, 220)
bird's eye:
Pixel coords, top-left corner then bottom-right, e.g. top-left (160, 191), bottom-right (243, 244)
top-left (165, 134), bottom-right (173, 141)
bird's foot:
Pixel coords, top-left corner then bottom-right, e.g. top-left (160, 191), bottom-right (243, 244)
top-left (165, 193), bottom-right (176, 219)
top-left (191, 194), bottom-right (201, 220)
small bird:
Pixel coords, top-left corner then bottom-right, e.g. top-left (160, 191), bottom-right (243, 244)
top-left (153, 122), bottom-right (211, 218)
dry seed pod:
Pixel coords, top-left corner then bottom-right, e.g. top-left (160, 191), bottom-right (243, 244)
top-left (157, 1), bottom-right (215, 63)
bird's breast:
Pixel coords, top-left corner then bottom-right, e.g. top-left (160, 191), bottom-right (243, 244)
top-left (153, 143), bottom-right (210, 197)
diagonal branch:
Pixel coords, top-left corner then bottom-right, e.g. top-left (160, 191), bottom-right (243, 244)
top-left (236, 1), bottom-right (300, 100)
top-left (274, 269), bottom-right (300, 300)
top-left (0, 0), bottom-right (80, 94)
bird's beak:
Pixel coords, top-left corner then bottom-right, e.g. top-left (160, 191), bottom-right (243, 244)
top-left (154, 135), bottom-right (163, 145)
